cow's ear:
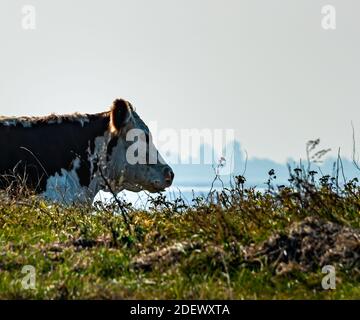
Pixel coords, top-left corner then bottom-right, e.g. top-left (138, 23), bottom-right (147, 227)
top-left (110, 99), bottom-right (132, 132)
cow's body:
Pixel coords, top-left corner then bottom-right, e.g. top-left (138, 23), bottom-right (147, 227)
top-left (0, 99), bottom-right (174, 203)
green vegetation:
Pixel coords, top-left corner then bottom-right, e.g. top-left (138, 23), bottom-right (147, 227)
top-left (0, 161), bottom-right (359, 299)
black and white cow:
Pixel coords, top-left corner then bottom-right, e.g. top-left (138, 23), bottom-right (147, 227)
top-left (0, 99), bottom-right (174, 203)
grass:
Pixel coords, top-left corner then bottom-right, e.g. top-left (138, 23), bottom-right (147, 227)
top-left (0, 163), bottom-right (359, 299)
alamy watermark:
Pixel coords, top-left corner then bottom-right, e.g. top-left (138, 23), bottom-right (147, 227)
top-left (124, 124), bottom-right (236, 175)
top-left (21, 5), bottom-right (36, 30)
top-left (321, 5), bottom-right (336, 30)
top-left (21, 265), bottom-right (36, 290)
top-left (321, 265), bottom-right (336, 290)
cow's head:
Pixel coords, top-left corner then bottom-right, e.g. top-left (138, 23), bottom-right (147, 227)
top-left (104, 99), bottom-right (174, 193)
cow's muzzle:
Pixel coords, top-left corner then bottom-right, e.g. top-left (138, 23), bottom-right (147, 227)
top-left (150, 166), bottom-right (174, 192)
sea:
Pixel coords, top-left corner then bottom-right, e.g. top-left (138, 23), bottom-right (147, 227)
top-left (93, 182), bottom-right (267, 210)
top-left (93, 184), bottom-right (227, 209)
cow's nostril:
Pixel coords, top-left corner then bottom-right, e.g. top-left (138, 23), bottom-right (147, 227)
top-left (163, 167), bottom-right (174, 184)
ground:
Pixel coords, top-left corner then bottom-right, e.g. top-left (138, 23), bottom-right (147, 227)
top-left (0, 170), bottom-right (359, 299)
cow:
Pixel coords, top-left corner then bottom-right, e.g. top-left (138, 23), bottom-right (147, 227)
top-left (0, 98), bottom-right (174, 203)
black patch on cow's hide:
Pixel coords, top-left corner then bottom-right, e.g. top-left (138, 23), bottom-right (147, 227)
top-left (106, 136), bottom-right (118, 161)
top-left (0, 113), bottom-right (110, 192)
top-left (76, 159), bottom-right (91, 187)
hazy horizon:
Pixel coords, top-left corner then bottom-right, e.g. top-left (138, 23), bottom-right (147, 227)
top-left (1, 0), bottom-right (359, 163)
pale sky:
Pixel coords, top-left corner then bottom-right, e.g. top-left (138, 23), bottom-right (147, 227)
top-left (0, 0), bottom-right (359, 163)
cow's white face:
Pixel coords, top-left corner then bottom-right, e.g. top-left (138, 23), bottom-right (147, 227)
top-left (105, 99), bottom-right (174, 193)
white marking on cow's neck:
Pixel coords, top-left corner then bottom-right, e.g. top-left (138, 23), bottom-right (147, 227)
top-left (87, 132), bottom-right (127, 196)
top-left (42, 158), bottom-right (89, 204)
top-left (87, 132), bottom-right (113, 195)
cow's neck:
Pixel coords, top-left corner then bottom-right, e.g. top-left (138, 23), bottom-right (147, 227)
top-left (42, 113), bottom-right (114, 204)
